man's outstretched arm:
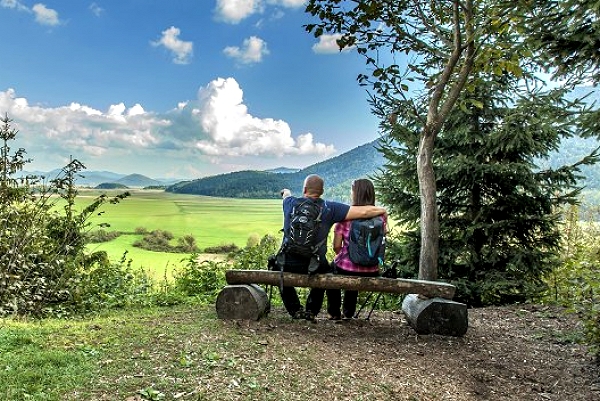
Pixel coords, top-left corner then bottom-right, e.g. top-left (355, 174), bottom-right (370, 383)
top-left (345, 205), bottom-right (386, 220)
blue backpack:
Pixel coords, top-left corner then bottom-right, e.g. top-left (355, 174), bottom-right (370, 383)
top-left (347, 217), bottom-right (385, 266)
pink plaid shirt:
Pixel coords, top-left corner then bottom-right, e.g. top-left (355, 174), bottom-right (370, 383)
top-left (333, 216), bottom-right (386, 274)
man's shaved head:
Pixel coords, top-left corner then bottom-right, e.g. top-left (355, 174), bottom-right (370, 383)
top-left (303, 174), bottom-right (324, 197)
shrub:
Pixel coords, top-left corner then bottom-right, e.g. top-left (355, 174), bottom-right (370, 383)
top-left (229, 234), bottom-right (280, 270)
top-left (87, 229), bottom-right (123, 243)
top-left (133, 230), bottom-right (200, 254)
top-left (0, 114), bottom-right (130, 317)
top-left (70, 253), bottom-right (155, 312)
top-left (172, 254), bottom-right (228, 302)
top-left (176, 234), bottom-right (200, 253)
top-left (545, 205), bottom-right (600, 362)
top-left (203, 243), bottom-right (240, 254)
top-left (133, 229), bottom-right (175, 252)
top-left (135, 226), bottom-right (149, 235)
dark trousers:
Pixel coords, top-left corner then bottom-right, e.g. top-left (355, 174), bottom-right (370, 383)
top-left (277, 253), bottom-right (334, 317)
top-left (327, 264), bottom-right (379, 318)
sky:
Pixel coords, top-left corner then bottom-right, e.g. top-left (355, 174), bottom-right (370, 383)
top-left (0, 0), bottom-right (383, 179)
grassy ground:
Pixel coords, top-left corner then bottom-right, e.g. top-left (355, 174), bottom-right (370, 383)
top-left (1, 303), bottom-right (596, 401)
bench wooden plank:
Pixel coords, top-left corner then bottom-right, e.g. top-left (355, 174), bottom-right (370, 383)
top-left (225, 270), bottom-right (456, 299)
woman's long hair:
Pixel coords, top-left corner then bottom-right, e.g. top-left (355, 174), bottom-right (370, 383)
top-left (351, 179), bottom-right (375, 206)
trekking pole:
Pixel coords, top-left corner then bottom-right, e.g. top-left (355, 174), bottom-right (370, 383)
top-left (361, 260), bottom-right (399, 319)
top-left (354, 292), bottom-right (375, 319)
top-left (365, 292), bottom-right (385, 320)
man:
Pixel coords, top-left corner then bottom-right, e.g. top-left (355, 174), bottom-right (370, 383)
top-left (277, 174), bottom-right (387, 320)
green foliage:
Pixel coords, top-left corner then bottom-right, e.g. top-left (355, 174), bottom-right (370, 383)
top-left (545, 205), bottom-right (600, 360)
top-left (0, 115), bottom-right (131, 317)
top-left (72, 252), bottom-right (156, 312)
top-left (228, 234), bottom-right (280, 271)
top-left (514, 0), bottom-right (600, 83)
top-left (171, 254), bottom-right (228, 302)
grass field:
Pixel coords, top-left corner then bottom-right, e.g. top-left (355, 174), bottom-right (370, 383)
top-left (75, 189), bottom-right (284, 275)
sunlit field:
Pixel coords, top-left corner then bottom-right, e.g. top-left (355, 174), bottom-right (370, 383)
top-left (73, 189), bottom-right (284, 275)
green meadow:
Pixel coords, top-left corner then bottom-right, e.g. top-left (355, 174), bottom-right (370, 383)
top-left (75, 189), bottom-right (284, 275)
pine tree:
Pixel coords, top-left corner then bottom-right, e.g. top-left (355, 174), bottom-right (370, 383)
top-left (377, 72), bottom-right (599, 306)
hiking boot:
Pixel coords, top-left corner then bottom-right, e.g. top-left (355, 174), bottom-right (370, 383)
top-left (327, 313), bottom-right (341, 321)
top-left (292, 310), bottom-right (306, 320)
top-left (304, 311), bottom-right (316, 322)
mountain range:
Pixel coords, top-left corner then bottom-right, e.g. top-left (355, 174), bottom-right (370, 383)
top-left (165, 140), bottom-right (385, 199)
top-left (22, 134), bottom-right (600, 202)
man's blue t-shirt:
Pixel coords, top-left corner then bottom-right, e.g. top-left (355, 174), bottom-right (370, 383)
top-left (282, 196), bottom-right (350, 257)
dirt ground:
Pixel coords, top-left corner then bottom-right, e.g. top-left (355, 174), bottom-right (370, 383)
top-left (229, 303), bottom-right (599, 401)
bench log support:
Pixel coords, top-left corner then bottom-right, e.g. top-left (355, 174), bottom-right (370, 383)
top-left (402, 294), bottom-right (468, 337)
top-left (216, 284), bottom-right (269, 321)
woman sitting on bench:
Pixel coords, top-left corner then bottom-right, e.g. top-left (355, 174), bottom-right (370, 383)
top-left (327, 178), bottom-right (387, 320)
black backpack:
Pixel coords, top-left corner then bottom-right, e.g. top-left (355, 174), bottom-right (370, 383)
top-left (285, 198), bottom-right (324, 259)
top-left (347, 217), bottom-right (385, 266)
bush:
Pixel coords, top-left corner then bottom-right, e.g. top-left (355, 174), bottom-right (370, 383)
top-left (544, 205), bottom-right (600, 362)
top-left (0, 114), bottom-right (131, 317)
top-left (87, 229), bottom-right (123, 243)
top-left (172, 254), bottom-right (228, 302)
top-left (135, 226), bottom-right (149, 235)
top-left (70, 253), bottom-right (154, 311)
top-left (203, 243), bottom-right (240, 254)
top-left (229, 234), bottom-right (280, 270)
top-left (133, 230), bottom-right (200, 253)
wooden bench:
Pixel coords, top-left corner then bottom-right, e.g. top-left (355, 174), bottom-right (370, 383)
top-left (216, 270), bottom-right (469, 336)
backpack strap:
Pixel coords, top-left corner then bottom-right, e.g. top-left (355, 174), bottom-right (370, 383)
top-left (308, 200), bottom-right (325, 275)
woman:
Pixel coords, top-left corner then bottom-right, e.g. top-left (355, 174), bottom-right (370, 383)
top-left (327, 178), bottom-right (387, 320)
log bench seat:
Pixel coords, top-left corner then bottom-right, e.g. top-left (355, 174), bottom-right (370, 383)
top-left (216, 269), bottom-right (469, 336)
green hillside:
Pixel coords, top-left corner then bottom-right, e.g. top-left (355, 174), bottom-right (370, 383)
top-left (166, 140), bottom-right (385, 199)
top-left (165, 133), bottom-right (600, 201)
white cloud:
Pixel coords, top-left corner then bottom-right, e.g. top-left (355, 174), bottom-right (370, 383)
top-left (0, 0), bottom-right (28, 12)
top-left (268, 0), bottom-right (306, 7)
top-left (194, 77), bottom-right (334, 157)
top-left (215, 0), bottom-right (262, 24)
top-left (0, 80), bottom-right (335, 174)
top-left (32, 3), bottom-right (60, 26)
top-left (89, 2), bottom-right (104, 17)
top-left (151, 26), bottom-right (193, 65)
top-left (223, 36), bottom-right (269, 65)
top-left (0, 88), bottom-right (166, 157)
top-left (312, 33), bottom-right (352, 54)
top-left (1, 0), bottom-right (60, 25)
top-left (215, 0), bottom-right (305, 24)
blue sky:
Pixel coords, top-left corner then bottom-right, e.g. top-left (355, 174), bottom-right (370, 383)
top-left (0, 0), bottom-right (381, 179)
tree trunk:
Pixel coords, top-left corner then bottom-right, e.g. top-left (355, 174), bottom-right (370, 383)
top-left (417, 129), bottom-right (440, 281)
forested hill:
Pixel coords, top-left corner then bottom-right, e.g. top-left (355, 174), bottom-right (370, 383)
top-left (166, 133), bottom-right (600, 200)
top-left (165, 140), bottom-right (385, 199)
